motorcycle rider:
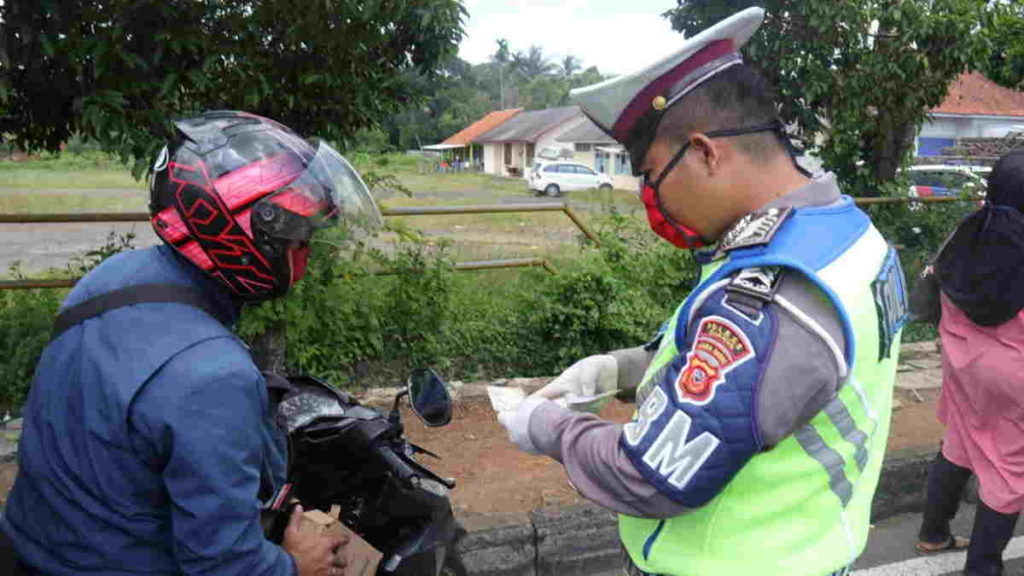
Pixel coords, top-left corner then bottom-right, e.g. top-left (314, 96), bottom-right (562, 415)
top-left (1, 111), bottom-right (382, 575)
top-left (498, 8), bottom-right (908, 576)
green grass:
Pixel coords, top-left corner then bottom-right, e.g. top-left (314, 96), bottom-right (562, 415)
top-left (0, 190), bottom-right (146, 213)
top-left (0, 170), bottom-right (141, 190)
top-left (0, 151), bottom-right (141, 191)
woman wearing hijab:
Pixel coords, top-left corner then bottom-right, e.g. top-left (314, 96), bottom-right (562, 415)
top-left (913, 150), bottom-right (1024, 575)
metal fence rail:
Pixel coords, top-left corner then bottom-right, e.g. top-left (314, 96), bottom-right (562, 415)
top-left (0, 202), bottom-right (595, 289)
top-left (0, 195), bottom-right (986, 291)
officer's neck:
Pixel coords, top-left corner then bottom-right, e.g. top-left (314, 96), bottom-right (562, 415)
top-left (705, 157), bottom-right (811, 242)
top-left (735, 157), bottom-right (812, 216)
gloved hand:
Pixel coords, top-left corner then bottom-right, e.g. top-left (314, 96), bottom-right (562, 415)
top-left (533, 355), bottom-right (618, 400)
top-left (497, 397), bottom-right (548, 455)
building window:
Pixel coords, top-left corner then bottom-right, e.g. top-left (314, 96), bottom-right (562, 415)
top-left (615, 152), bottom-right (630, 175)
top-left (595, 150), bottom-right (608, 173)
top-left (575, 143), bottom-right (593, 153)
top-left (504, 143), bottom-right (512, 166)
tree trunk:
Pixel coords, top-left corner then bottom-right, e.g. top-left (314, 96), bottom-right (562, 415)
top-left (251, 320), bottom-right (288, 375)
top-left (869, 113), bottom-right (916, 192)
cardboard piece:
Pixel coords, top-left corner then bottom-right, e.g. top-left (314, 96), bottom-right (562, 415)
top-left (299, 508), bottom-right (383, 576)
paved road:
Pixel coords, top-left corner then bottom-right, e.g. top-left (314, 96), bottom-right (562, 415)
top-left (853, 504), bottom-right (1024, 576)
top-left (0, 222), bottom-right (159, 274)
top-left (586, 506), bottom-right (1024, 576)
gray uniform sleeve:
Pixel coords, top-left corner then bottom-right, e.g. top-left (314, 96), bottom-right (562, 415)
top-left (528, 402), bottom-right (690, 518)
top-left (755, 272), bottom-right (846, 446)
top-left (526, 270), bottom-right (845, 516)
top-left (608, 346), bottom-right (655, 393)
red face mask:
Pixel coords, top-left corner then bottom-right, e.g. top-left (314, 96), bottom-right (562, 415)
top-left (637, 119), bottom-right (795, 250)
top-left (640, 181), bottom-right (706, 250)
top-left (289, 243), bottom-right (311, 284)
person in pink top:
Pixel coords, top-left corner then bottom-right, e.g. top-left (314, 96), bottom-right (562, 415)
top-left (913, 150), bottom-right (1024, 575)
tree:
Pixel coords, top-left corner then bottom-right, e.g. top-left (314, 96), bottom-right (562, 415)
top-left (561, 55), bottom-right (582, 77)
top-left (378, 41), bottom-right (610, 150)
top-left (0, 0), bottom-right (465, 174)
top-left (667, 0), bottom-right (991, 194)
top-left (983, 2), bottom-right (1024, 90)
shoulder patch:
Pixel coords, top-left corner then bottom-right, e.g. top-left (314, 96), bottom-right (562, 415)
top-left (726, 266), bottom-right (785, 302)
top-left (716, 207), bottom-right (793, 256)
top-left (675, 316), bottom-right (756, 405)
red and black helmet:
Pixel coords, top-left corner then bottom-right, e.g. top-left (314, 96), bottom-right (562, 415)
top-left (149, 111), bottom-right (380, 302)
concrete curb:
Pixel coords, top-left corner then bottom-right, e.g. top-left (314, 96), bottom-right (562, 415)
top-left (453, 449), bottom-right (943, 576)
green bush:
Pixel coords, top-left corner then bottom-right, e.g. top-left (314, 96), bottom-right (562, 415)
top-left (0, 284), bottom-right (63, 411)
top-left (233, 208), bottom-right (696, 388)
top-left (864, 199), bottom-right (976, 343)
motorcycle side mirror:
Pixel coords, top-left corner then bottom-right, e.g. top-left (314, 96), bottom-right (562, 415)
top-left (407, 369), bottom-right (452, 428)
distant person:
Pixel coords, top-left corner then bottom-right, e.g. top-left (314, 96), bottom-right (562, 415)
top-left (1, 111), bottom-right (382, 576)
top-left (913, 150), bottom-right (1024, 575)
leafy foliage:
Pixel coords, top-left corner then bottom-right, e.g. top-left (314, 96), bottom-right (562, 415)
top-left (983, 1), bottom-right (1024, 90)
top-left (0, 0), bottom-right (466, 175)
top-left (666, 0), bottom-right (991, 194)
top-left (377, 41), bottom-right (608, 151)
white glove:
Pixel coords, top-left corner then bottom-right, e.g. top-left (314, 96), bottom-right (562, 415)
top-left (533, 354), bottom-right (618, 401)
top-left (497, 397), bottom-right (548, 455)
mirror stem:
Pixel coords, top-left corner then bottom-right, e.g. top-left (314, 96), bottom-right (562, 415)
top-left (389, 388), bottom-right (409, 425)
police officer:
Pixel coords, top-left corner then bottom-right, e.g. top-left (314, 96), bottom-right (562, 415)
top-left (498, 9), bottom-right (908, 576)
top-left (2, 111), bottom-right (382, 575)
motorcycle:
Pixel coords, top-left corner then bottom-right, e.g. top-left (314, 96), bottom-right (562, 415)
top-left (264, 369), bottom-right (464, 576)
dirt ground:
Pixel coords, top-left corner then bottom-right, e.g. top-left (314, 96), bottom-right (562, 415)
top-left (0, 389), bottom-right (945, 516)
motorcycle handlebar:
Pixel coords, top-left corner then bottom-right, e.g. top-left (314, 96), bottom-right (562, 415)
top-left (374, 441), bottom-right (456, 490)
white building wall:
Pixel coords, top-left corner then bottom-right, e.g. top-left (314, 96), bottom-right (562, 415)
top-left (482, 143), bottom-right (499, 175)
top-left (573, 148), bottom-right (596, 170)
top-left (920, 115), bottom-right (1024, 140)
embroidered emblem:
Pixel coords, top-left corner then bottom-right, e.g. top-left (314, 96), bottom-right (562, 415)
top-left (676, 316), bottom-right (755, 405)
top-left (727, 266), bottom-right (784, 302)
top-left (716, 207), bottom-right (792, 257)
top-left (872, 246), bottom-right (909, 360)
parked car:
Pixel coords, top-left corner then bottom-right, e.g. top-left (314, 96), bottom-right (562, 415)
top-left (527, 162), bottom-right (613, 197)
top-left (905, 165), bottom-right (987, 198)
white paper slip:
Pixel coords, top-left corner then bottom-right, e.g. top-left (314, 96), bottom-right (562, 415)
top-left (487, 386), bottom-right (526, 412)
top-left (557, 390), bottom-right (618, 413)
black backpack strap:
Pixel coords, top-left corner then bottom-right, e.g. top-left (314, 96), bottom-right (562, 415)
top-left (52, 283), bottom-right (231, 340)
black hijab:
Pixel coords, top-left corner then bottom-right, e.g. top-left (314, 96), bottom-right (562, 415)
top-left (937, 151), bottom-right (1024, 326)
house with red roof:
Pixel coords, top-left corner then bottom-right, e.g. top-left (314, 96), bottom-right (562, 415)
top-left (425, 108), bottom-right (523, 165)
top-left (918, 72), bottom-right (1024, 157)
top-left (474, 107), bottom-right (584, 177)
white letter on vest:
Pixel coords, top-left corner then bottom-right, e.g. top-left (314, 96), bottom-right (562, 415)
top-left (642, 411), bottom-right (720, 490)
top-left (624, 388), bottom-right (669, 447)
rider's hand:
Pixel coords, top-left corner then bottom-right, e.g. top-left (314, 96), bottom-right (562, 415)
top-left (533, 355), bottom-right (618, 400)
top-left (283, 505), bottom-right (350, 576)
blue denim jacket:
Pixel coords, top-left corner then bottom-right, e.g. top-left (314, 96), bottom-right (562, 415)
top-left (3, 246), bottom-right (293, 575)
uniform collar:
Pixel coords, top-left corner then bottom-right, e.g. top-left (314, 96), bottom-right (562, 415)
top-left (762, 172), bottom-right (842, 211)
top-left (697, 172), bottom-right (843, 264)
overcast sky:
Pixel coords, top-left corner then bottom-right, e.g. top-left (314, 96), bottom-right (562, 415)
top-left (458, 0), bottom-right (684, 76)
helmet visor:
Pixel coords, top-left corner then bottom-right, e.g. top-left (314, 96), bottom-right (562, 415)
top-left (252, 142), bottom-right (382, 241)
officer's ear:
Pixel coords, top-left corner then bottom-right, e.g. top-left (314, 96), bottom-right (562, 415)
top-left (689, 133), bottom-right (723, 177)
